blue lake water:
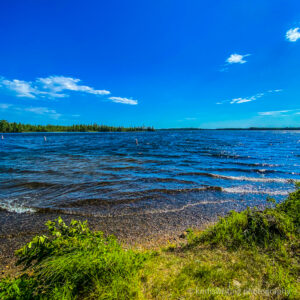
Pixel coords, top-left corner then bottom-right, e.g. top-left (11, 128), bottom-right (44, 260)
top-left (0, 130), bottom-right (299, 217)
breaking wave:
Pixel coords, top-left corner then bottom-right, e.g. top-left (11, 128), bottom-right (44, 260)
top-left (178, 172), bottom-right (292, 183)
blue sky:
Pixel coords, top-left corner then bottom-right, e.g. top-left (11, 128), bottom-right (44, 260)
top-left (0, 0), bottom-right (300, 128)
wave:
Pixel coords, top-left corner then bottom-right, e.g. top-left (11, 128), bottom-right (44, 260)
top-left (222, 161), bottom-right (280, 168)
top-left (58, 186), bottom-right (223, 208)
top-left (4, 181), bottom-right (62, 189)
top-left (2, 180), bottom-right (129, 191)
top-left (134, 177), bottom-right (196, 184)
top-left (206, 153), bottom-right (252, 160)
top-left (223, 187), bottom-right (290, 196)
top-left (0, 167), bottom-right (60, 175)
top-left (0, 203), bottom-right (36, 213)
top-left (118, 200), bottom-right (233, 216)
top-left (116, 186), bottom-right (223, 197)
top-left (0, 183), bottom-right (291, 214)
top-left (178, 172), bottom-right (292, 183)
top-left (201, 167), bottom-right (280, 174)
top-left (33, 199), bottom-right (234, 218)
top-left (101, 166), bottom-right (143, 172)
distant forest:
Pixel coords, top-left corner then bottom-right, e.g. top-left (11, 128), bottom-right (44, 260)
top-left (0, 120), bottom-right (155, 133)
top-left (159, 127), bottom-right (300, 131)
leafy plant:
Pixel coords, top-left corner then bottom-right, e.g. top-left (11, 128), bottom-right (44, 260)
top-left (191, 182), bottom-right (300, 250)
top-left (1, 217), bottom-right (149, 299)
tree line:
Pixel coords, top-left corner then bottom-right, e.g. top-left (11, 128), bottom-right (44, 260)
top-left (0, 120), bottom-right (155, 133)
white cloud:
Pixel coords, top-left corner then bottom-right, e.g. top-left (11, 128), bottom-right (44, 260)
top-left (230, 93), bottom-right (264, 104)
top-left (108, 96), bottom-right (138, 105)
top-left (258, 109), bottom-right (300, 116)
top-left (37, 76), bottom-right (110, 97)
top-left (258, 110), bottom-right (291, 116)
top-left (226, 53), bottom-right (250, 64)
top-left (225, 89), bottom-right (282, 105)
top-left (0, 79), bottom-right (38, 98)
top-left (0, 76), bottom-right (110, 99)
top-left (286, 28), bottom-right (300, 42)
top-left (268, 89), bottom-right (283, 93)
top-left (0, 75), bottom-right (138, 105)
top-left (230, 98), bottom-right (252, 104)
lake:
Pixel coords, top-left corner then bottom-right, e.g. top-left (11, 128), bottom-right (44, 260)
top-left (0, 130), bottom-right (299, 218)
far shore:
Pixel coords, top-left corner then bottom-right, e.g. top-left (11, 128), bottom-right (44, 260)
top-left (1, 126), bottom-right (300, 134)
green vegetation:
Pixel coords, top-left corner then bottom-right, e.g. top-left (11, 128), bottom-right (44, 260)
top-left (0, 120), bottom-right (154, 133)
top-left (1, 185), bottom-right (299, 299)
top-left (0, 218), bottom-right (150, 299)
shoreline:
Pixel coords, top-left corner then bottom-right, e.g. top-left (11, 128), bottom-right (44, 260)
top-left (1, 188), bottom-right (298, 298)
top-left (0, 206), bottom-right (220, 277)
top-left (0, 194), bottom-right (271, 277)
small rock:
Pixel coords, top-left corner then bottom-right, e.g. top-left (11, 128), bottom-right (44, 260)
top-left (179, 232), bottom-right (187, 239)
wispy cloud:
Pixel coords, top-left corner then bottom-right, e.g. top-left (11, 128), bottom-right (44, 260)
top-left (0, 76), bottom-right (110, 99)
top-left (0, 76), bottom-right (111, 99)
top-left (0, 103), bottom-right (62, 119)
top-left (268, 89), bottom-right (283, 93)
top-left (230, 93), bottom-right (264, 104)
top-left (258, 110), bottom-right (291, 116)
top-left (24, 106), bottom-right (62, 119)
top-left (0, 79), bottom-right (38, 98)
top-left (108, 96), bottom-right (138, 105)
top-left (258, 109), bottom-right (300, 116)
top-left (0, 103), bottom-right (12, 109)
top-left (37, 76), bottom-right (110, 97)
top-left (218, 89), bottom-right (283, 105)
top-left (286, 27), bottom-right (300, 42)
top-left (0, 75), bottom-right (138, 105)
top-left (226, 53), bottom-right (250, 64)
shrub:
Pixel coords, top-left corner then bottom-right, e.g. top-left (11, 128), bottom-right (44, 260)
top-left (277, 182), bottom-right (300, 228)
top-left (195, 183), bottom-right (300, 250)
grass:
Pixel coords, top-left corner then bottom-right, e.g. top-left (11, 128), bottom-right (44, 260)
top-left (0, 218), bottom-right (150, 299)
top-left (1, 184), bottom-right (299, 299)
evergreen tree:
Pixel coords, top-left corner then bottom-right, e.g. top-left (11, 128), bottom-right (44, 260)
top-left (0, 120), bottom-right (155, 133)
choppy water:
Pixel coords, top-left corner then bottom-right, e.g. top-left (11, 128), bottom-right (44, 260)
top-left (0, 130), bottom-right (299, 217)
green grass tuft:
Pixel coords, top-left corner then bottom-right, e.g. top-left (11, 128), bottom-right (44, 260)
top-left (0, 218), bottom-right (149, 299)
